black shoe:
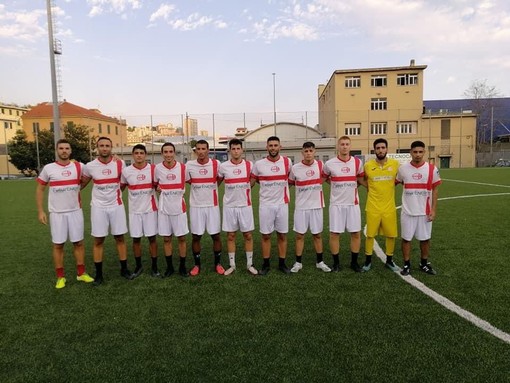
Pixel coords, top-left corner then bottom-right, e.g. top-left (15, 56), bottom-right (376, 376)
top-left (179, 268), bottom-right (189, 277)
top-left (332, 264), bottom-right (341, 272)
top-left (151, 270), bottom-right (162, 278)
top-left (259, 265), bottom-right (270, 276)
top-left (350, 263), bottom-right (362, 273)
top-left (400, 265), bottom-right (411, 276)
top-left (164, 268), bottom-right (175, 278)
top-left (132, 266), bottom-right (143, 279)
top-left (121, 269), bottom-right (134, 280)
top-left (92, 276), bottom-right (104, 286)
top-left (419, 262), bottom-right (437, 275)
top-left (278, 264), bottom-right (291, 274)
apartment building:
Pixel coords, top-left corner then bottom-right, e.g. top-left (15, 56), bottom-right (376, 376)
top-left (1, 103), bottom-right (30, 176)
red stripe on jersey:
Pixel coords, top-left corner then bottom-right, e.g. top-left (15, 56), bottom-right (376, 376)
top-left (151, 195), bottom-right (157, 211)
top-left (49, 179), bottom-right (80, 187)
top-left (284, 187), bottom-right (289, 204)
top-left (181, 198), bottom-right (187, 213)
top-left (258, 175), bottom-right (288, 181)
top-left (354, 187), bottom-right (359, 205)
top-left (190, 177), bottom-right (218, 184)
top-left (224, 177), bottom-right (250, 184)
top-left (94, 178), bottom-right (121, 185)
top-left (127, 183), bottom-right (153, 190)
top-left (37, 178), bottom-right (47, 185)
top-left (246, 188), bottom-right (251, 206)
top-left (294, 179), bottom-right (322, 186)
top-left (159, 183), bottom-right (185, 190)
top-left (213, 189), bottom-right (218, 206)
top-left (330, 176), bottom-right (357, 182)
top-left (404, 183), bottom-right (428, 189)
top-left (116, 189), bottom-right (122, 205)
top-left (116, 160), bottom-right (122, 181)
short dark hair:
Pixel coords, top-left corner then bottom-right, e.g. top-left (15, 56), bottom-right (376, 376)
top-left (161, 142), bottom-right (175, 153)
top-left (267, 136), bottom-right (280, 143)
top-left (195, 139), bottom-right (209, 149)
top-left (132, 144), bottom-right (147, 154)
top-left (56, 138), bottom-right (71, 148)
top-left (97, 136), bottom-right (112, 145)
top-left (411, 140), bottom-right (426, 149)
top-left (302, 141), bottom-right (315, 149)
top-left (373, 138), bottom-right (388, 149)
top-left (228, 138), bottom-right (243, 149)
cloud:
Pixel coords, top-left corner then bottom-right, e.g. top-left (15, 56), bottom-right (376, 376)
top-left (150, 6), bottom-right (228, 31)
top-left (0, 5), bottom-right (47, 42)
top-left (149, 4), bottom-right (176, 22)
top-left (87, 0), bottom-right (142, 17)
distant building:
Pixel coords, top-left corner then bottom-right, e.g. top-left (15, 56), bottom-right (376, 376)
top-left (318, 60), bottom-right (477, 168)
top-left (0, 103), bottom-right (30, 176)
top-left (22, 101), bottom-right (127, 148)
top-left (183, 117), bottom-right (198, 137)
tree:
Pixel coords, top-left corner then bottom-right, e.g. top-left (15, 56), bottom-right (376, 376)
top-left (7, 130), bottom-right (38, 175)
top-left (463, 79), bottom-right (502, 146)
top-left (64, 123), bottom-right (96, 163)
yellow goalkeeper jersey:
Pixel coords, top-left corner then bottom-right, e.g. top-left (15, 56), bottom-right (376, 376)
top-left (364, 158), bottom-right (399, 213)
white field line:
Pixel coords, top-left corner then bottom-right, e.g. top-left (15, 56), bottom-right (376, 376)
top-left (370, 191), bottom-right (510, 344)
top-left (443, 178), bottom-right (510, 188)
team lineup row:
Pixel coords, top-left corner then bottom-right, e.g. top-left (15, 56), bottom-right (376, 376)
top-left (36, 135), bottom-right (441, 289)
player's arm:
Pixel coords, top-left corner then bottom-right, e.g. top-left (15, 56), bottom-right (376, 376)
top-left (81, 175), bottom-right (92, 190)
top-left (35, 183), bottom-right (48, 225)
top-left (428, 185), bottom-right (439, 222)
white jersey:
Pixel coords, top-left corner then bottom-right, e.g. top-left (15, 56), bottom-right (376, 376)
top-left (83, 158), bottom-right (125, 207)
top-left (323, 156), bottom-right (363, 206)
top-left (37, 161), bottom-right (83, 213)
top-left (252, 156), bottom-right (292, 206)
top-left (218, 159), bottom-right (253, 207)
top-left (185, 158), bottom-right (220, 207)
top-left (289, 160), bottom-right (325, 210)
top-left (121, 163), bottom-right (158, 214)
top-left (155, 161), bottom-right (187, 215)
top-left (397, 162), bottom-right (442, 216)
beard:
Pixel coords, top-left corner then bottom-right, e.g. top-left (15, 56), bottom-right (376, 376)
top-left (376, 152), bottom-right (387, 160)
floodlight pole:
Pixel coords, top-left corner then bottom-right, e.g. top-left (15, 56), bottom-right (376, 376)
top-left (46, 0), bottom-right (60, 146)
top-left (272, 73), bottom-right (277, 136)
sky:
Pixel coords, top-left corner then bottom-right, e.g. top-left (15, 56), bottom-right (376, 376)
top-left (1, 0), bottom-right (509, 135)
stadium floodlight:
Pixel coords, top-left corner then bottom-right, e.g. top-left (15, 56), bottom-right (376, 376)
top-left (46, 0), bottom-right (61, 147)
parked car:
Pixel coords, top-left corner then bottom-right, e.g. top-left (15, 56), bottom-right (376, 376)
top-left (491, 159), bottom-right (510, 167)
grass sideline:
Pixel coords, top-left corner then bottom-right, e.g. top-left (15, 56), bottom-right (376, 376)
top-left (0, 167), bottom-right (509, 382)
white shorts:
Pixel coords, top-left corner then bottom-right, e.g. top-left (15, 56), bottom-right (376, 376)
top-left (329, 205), bottom-right (361, 233)
top-left (129, 211), bottom-right (158, 238)
top-left (400, 213), bottom-right (432, 241)
top-left (293, 208), bottom-right (323, 235)
top-left (222, 206), bottom-right (254, 233)
top-left (190, 206), bottom-right (221, 235)
top-left (91, 205), bottom-right (128, 237)
top-left (158, 212), bottom-right (189, 237)
top-left (259, 204), bottom-right (288, 234)
top-left (50, 210), bottom-right (84, 244)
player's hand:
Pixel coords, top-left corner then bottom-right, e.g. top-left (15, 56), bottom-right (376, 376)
top-left (38, 211), bottom-right (48, 225)
top-left (156, 185), bottom-right (162, 194)
top-left (427, 210), bottom-right (436, 222)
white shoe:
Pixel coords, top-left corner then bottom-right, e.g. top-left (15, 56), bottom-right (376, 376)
top-left (247, 265), bottom-right (258, 275)
top-left (316, 261), bottom-right (331, 272)
top-left (290, 262), bottom-right (303, 273)
top-left (224, 266), bottom-right (236, 276)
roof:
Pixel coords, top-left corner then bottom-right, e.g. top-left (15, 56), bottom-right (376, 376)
top-left (334, 64), bottom-right (427, 75)
top-left (22, 101), bottom-right (120, 123)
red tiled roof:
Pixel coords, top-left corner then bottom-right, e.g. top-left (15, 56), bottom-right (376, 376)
top-left (23, 101), bottom-right (119, 123)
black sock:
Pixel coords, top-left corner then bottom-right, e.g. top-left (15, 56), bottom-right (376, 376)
top-left (386, 255), bottom-right (393, 264)
top-left (263, 258), bottom-right (270, 268)
top-left (332, 254), bottom-right (339, 266)
top-left (119, 260), bottom-right (127, 271)
top-left (165, 255), bottom-right (174, 270)
top-left (420, 258), bottom-right (428, 266)
top-left (365, 255), bottom-right (372, 266)
top-left (95, 261), bottom-right (103, 277)
top-left (278, 257), bottom-right (286, 267)
top-left (316, 253), bottom-right (323, 263)
top-left (135, 256), bottom-right (142, 268)
top-left (179, 256), bottom-right (186, 270)
top-left (151, 257), bottom-right (158, 272)
top-left (193, 252), bottom-right (201, 266)
top-left (405, 260), bottom-right (411, 267)
top-left (351, 252), bottom-right (359, 264)
top-left (214, 251), bottom-right (221, 266)
top-left (296, 255), bottom-right (302, 263)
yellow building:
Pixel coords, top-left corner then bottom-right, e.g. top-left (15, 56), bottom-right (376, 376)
top-left (22, 101), bottom-right (127, 149)
top-left (318, 60), bottom-right (476, 168)
top-left (1, 103), bottom-right (30, 176)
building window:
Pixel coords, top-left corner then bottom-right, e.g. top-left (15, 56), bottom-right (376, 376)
top-left (323, 155), bottom-right (329, 162)
top-left (397, 73), bottom-right (418, 86)
top-left (371, 75), bottom-right (387, 87)
top-left (428, 146), bottom-right (435, 151)
top-left (9, 109), bottom-right (12, 115)
top-left (345, 76), bottom-right (361, 88)
top-left (33, 122), bottom-right (40, 133)
top-left (397, 148), bottom-right (411, 154)
top-left (67, 121), bottom-right (73, 128)
top-left (115, 126), bottom-right (119, 135)
top-left (441, 120), bottom-right (451, 139)
top-left (1, 108), bottom-right (4, 114)
top-left (397, 122), bottom-right (416, 134)
top-left (345, 123), bottom-right (361, 136)
top-left (98, 123), bottom-right (102, 134)
top-left (370, 98), bottom-right (387, 110)
top-left (370, 122), bottom-right (387, 135)
top-left (107, 125), bottom-right (111, 134)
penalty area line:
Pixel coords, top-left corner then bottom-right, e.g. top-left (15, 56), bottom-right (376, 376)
top-left (443, 178), bottom-right (510, 189)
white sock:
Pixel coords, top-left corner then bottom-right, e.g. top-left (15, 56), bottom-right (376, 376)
top-left (228, 252), bottom-right (236, 268)
top-left (246, 251), bottom-right (253, 268)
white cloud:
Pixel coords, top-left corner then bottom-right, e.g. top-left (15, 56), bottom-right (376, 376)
top-left (149, 4), bottom-right (176, 22)
top-left (151, 8), bottom-right (228, 31)
top-left (87, 0), bottom-right (142, 17)
top-left (0, 6), bottom-right (47, 42)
